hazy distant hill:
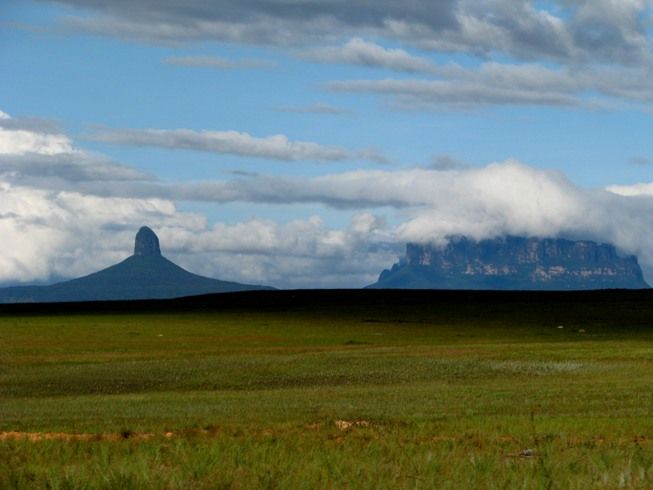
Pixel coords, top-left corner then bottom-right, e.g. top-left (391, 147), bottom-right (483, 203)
top-left (368, 236), bottom-right (649, 290)
top-left (0, 227), bottom-right (272, 303)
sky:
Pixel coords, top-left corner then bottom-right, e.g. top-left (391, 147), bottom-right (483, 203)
top-left (1, 0), bottom-right (653, 288)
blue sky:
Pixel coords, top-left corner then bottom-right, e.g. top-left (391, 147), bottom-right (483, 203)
top-left (2, 0), bottom-right (653, 287)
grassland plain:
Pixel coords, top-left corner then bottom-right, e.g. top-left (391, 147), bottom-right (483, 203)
top-left (1, 289), bottom-right (653, 489)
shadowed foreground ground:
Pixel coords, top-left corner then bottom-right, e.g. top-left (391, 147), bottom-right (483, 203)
top-left (1, 289), bottom-right (653, 488)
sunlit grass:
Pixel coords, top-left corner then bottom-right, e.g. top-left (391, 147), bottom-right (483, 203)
top-left (1, 292), bottom-right (653, 488)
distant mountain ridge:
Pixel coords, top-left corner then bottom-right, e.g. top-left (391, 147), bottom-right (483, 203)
top-left (0, 227), bottom-right (272, 303)
top-left (369, 236), bottom-right (649, 290)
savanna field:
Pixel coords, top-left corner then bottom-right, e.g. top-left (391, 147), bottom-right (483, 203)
top-left (2, 290), bottom-right (653, 489)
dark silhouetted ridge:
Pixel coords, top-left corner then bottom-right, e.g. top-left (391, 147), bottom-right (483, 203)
top-left (0, 227), bottom-right (272, 303)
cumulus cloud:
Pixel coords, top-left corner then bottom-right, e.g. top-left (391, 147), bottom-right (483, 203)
top-left (3, 156), bottom-right (653, 285)
top-left (0, 179), bottom-right (396, 288)
top-left (0, 113), bottom-right (397, 287)
top-left (0, 124), bottom-right (74, 155)
top-left (3, 159), bottom-right (653, 287)
top-left (3, 109), bottom-right (653, 287)
top-left (300, 38), bottom-right (439, 73)
top-left (161, 213), bottom-right (396, 288)
top-left (139, 163), bottom-right (653, 280)
top-left (86, 127), bottom-right (388, 163)
top-left (0, 112), bottom-right (150, 182)
top-left (164, 55), bottom-right (275, 70)
top-left (0, 182), bottom-right (185, 284)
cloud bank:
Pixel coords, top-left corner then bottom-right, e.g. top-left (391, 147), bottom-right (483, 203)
top-left (23, 1), bottom-right (652, 113)
top-left (2, 110), bottom-right (653, 287)
top-left (0, 116), bottom-right (150, 182)
top-left (0, 180), bottom-right (395, 288)
top-left (53, 0), bottom-right (653, 66)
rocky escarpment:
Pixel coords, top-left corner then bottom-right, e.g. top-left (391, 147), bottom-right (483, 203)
top-left (369, 236), bottom-right (649, 290)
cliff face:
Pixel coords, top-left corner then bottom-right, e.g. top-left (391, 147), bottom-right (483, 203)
top-left (370, 236), bottom-right (649, 290)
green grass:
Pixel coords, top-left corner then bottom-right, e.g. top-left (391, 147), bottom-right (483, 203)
top-left (1, 293), bottom-right (653, 488)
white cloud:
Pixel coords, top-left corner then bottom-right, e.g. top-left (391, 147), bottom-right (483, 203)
top-left (393, 161), bottom-right (587, 242)
top-left (87, 127), bottom-right (385, 163)
top-left (300, 38), bottom-right (439, 73)
top-left (0, 179), bottom-right (396, 288)
top-left (607, 182), bottom-right (653, 197)
top-left (0, 114), bottom-right (395, 287)
top-left (160, 213), bottom-right (396, 288)
top-left (2, 159), bottom-right (653, 287)
top-left (0, 112), bottom-right (149, 182)
top-left (161, 161), bottom-right (653, 283)
top-left (3, 109), bottom-right (653, 287)
top-left (0, 127), bottom-right (74, 155)
top-left (0, 182), bottom-right (184, 284)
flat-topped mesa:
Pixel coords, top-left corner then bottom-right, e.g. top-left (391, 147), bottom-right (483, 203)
top-left (134, 226), bottom-right (161, 257)
top-left (369, 235), bottom-right (650, 290)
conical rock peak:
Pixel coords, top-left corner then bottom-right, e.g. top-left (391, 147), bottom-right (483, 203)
top-left (134, 226), bottom-right (161, 257)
